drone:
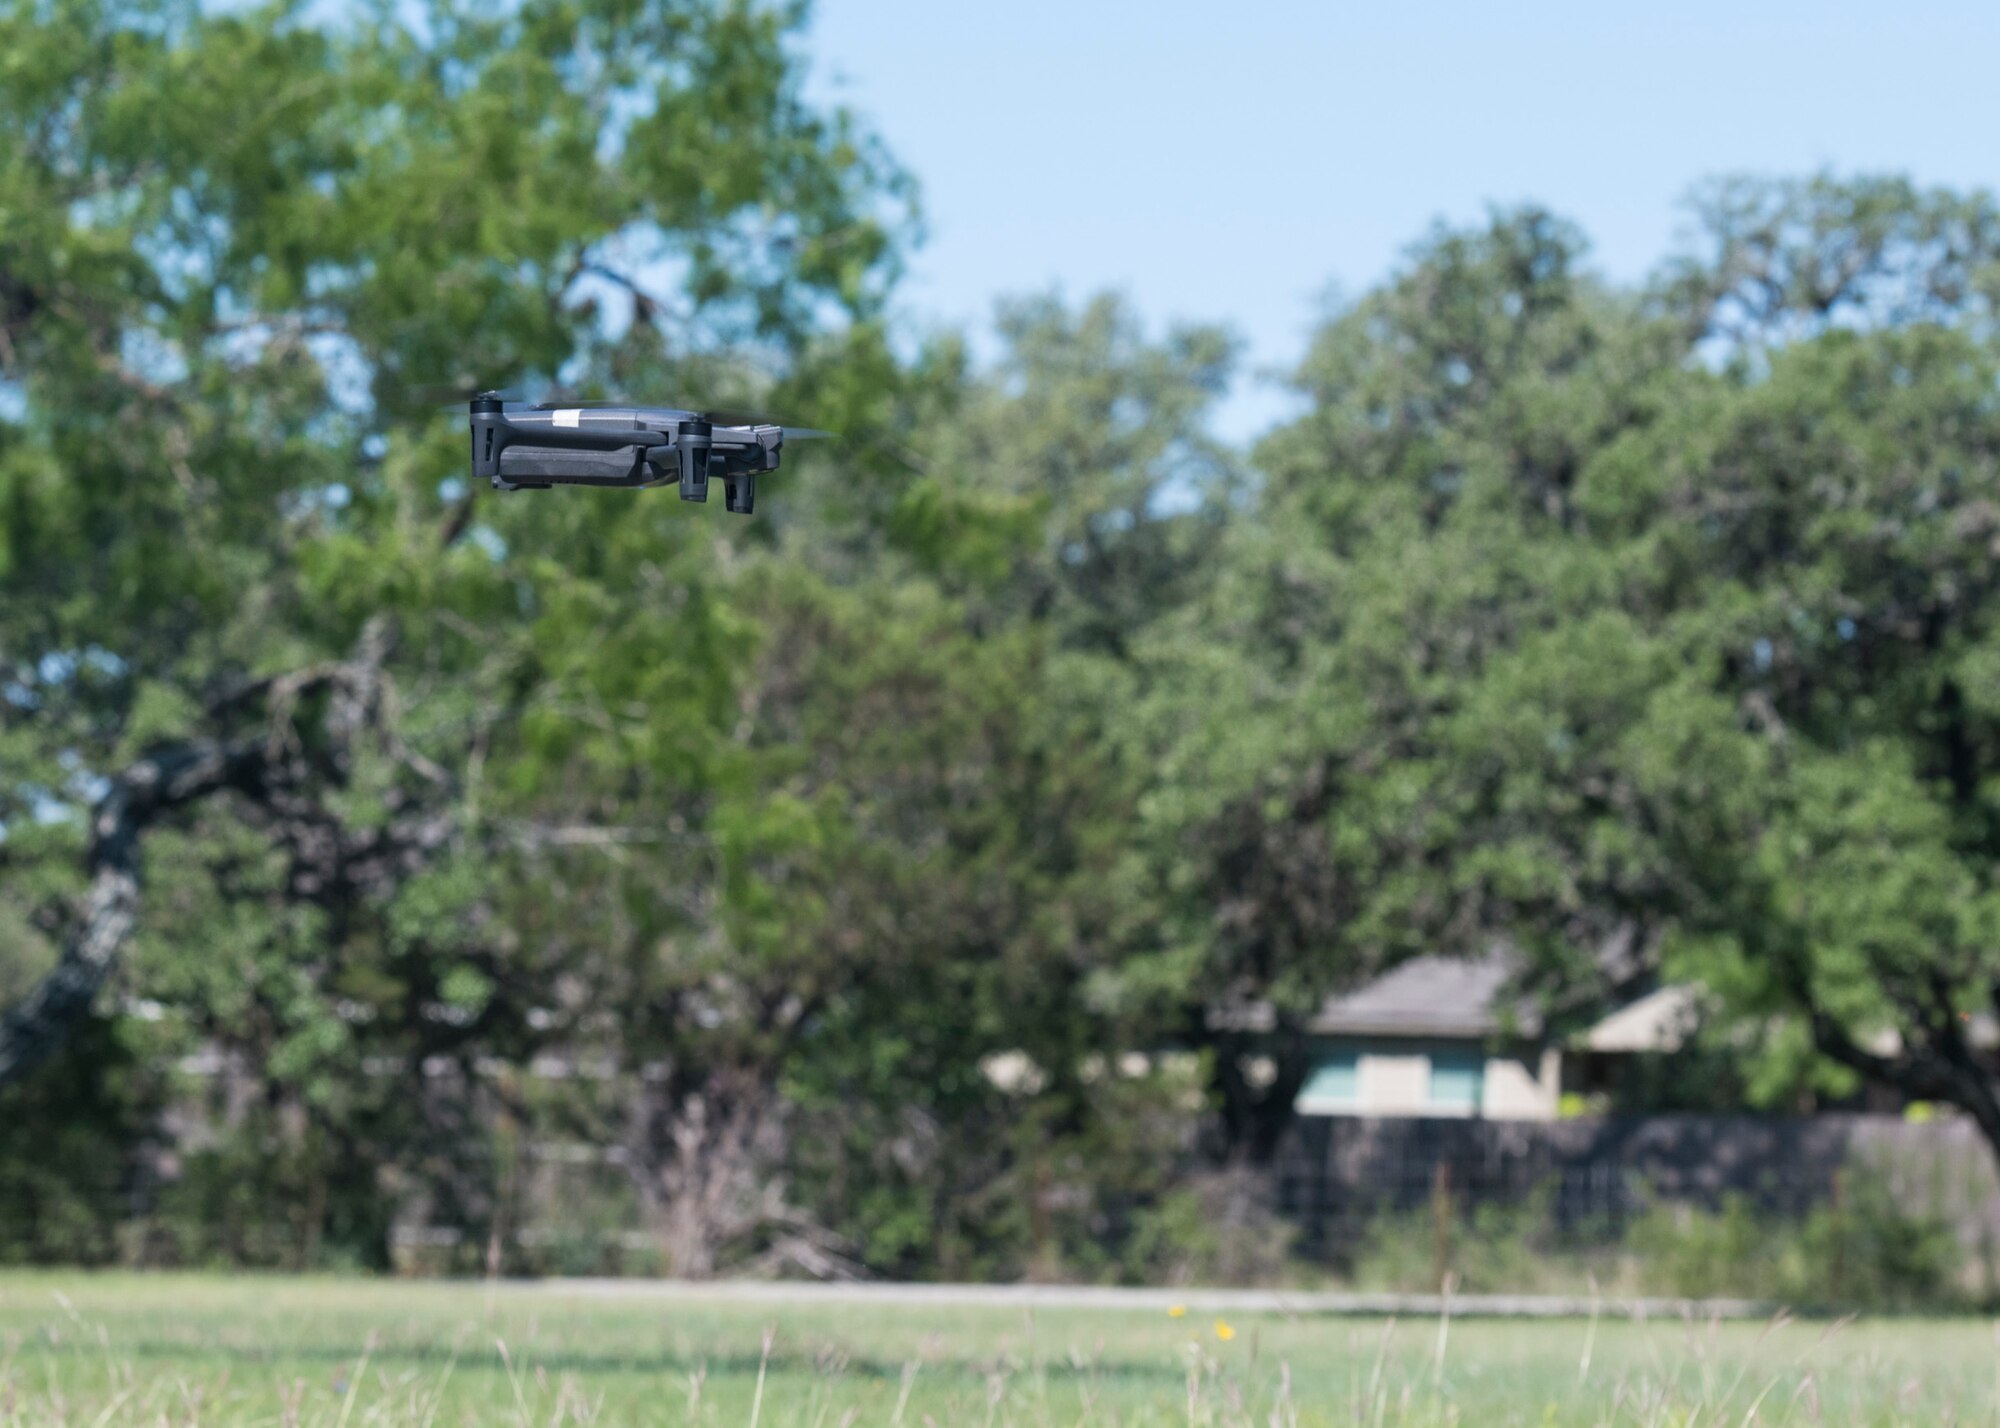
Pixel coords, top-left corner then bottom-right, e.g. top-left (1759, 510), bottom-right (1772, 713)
top-left (465, 391), bottom-right (826, 514)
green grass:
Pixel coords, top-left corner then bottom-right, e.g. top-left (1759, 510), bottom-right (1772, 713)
top-left (0, 1273), bottom-right (1995, 1425)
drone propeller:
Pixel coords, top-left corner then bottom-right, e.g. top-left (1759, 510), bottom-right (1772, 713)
top-left (412, 384), bottom-right (534, 410)
top-left (703, 412), bottom-right (834, 440)
top-left (681, 406), bottom-right (835, 439)
top-left (415, 377), bottom-right (839, 445)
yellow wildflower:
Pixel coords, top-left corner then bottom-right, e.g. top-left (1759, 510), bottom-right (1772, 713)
top-left (1214, 1320), bottom-right (1236, 1342)
top-left (1167, 1304), bottom-right (1187, 1319)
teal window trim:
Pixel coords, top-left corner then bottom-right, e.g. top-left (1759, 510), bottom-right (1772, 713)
top-left (1299, 1050), bottom-right (1360, 1107)
top-left (1427, 1048), bottom-right (1484, 1112)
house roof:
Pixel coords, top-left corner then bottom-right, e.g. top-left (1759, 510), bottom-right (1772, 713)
top-left (1583, 984), bottom-right (1700, 1053)
top-left (1208, 930), bottom-right (1683, 1047)
top-left (1306, 950), bottom-right (1532, 1039)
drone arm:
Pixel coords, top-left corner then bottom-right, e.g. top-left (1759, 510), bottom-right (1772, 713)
top-left (497, 445), bottom-right (657, 489)
top-left (472, 411), bottom-right (672, 489)
top-left (472, 411), bottom-right (667, 459)
top-left (500, 424), bottom-right (669, 453)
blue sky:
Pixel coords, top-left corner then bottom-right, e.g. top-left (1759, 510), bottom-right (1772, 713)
top-left (803, 1), bottom-right (2000, 441)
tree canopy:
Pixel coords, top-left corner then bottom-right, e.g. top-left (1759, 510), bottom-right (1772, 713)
top-left (7, 0), bottom-right (2000, 1280)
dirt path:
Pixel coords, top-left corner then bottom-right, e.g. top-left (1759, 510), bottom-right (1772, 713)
top-left (513, 1278), bottom-right (1772, 1319)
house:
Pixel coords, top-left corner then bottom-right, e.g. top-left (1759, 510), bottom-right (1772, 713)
top-left (1281, 950), bottom-right (1699, 1122)
top-left (977, 944), bottom-right (1706, 1119)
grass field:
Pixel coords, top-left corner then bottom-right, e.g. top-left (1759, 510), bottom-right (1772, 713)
top-left (0, 1274), bottom-right (1996, 1426)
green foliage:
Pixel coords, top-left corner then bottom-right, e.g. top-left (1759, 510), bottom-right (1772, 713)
top-left (5, 0), bottom-right (2000, 1280)
top-left (0, 1021), bottom-right (161, 1266)
top-left (0, 0), bottom-right (926, 1271)
top-left (1116, 1169), bottom-right (1301, 1287)
top-left (1203, 174), bottom-right (2000, 1162)
top-left (1626, 1179), bottom-right (1962, 1310)
top-left (145, 1111), bottom-right (395, 1272)
top-left (1351, 1173), bottom-right (1965, 1309)
top-left (1352, 1188), bottom-right (1603, 1298)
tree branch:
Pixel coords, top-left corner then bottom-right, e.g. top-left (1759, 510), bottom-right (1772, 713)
top-left (0, 624), bottom-right (431, 1087)
top-left (0, 736), bottom-right (274, 1085)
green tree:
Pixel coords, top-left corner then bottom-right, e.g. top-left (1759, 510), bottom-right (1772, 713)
top-left (1183, 176), bottom-right (2000, 1173)
top-left (729, 295), bottom-right (1239, 1278)
top-left (1573, 177), bottom-right (2000, 1148)
top-left (1124, 209), bottom-right (1679, 1161)
top-left (0, 0), bottom-right (909, 1263)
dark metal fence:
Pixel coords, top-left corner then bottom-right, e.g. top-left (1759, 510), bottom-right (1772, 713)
top-left (1270, 1112), bottom-right (2000, 1262)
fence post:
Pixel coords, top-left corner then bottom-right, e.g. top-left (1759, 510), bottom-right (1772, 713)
top-left (1431, 1159), bottom-right (1453, 1293)
top-left (1030, 1149), bottom-right (1051, 1279)
top-left (1828, 1167), bottom-right (1847, 1303)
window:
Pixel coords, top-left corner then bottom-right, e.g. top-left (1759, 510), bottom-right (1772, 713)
top-left (1427, 1049), bottom-right (1485, 1112)
top-left (1297, 1051), bottom-right (1360, 1110)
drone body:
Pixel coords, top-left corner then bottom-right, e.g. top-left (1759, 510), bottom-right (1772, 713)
top-left (467, 392), bottom-right (821, 513)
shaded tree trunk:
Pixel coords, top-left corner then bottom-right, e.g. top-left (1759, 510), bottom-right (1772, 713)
top-left (1207, 1025), bottom-right (1314, 1167)
top-left (0, 737), bottom-right (278, 1086)
top-left (627, 1063), bottom-right (860, 1280)
top-left (0, 622), bottom-right (437, 1088)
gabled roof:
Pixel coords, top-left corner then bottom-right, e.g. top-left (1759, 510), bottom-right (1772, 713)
top-left (1208, 931), bottom-right (1679, 1046)
top-left (1583, 984), bottom-right (1700, 1052)
top-left (1306, 950), bottom-right (1532, 1039)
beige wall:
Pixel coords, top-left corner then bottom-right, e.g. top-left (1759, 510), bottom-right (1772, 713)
top-left (1295, 1041), bottom-right (1563, 1121)
top-left (1482, 1047), bottom-right (1563, 1120)
top-left (1355, 1051), bottom-right (1437, 1116)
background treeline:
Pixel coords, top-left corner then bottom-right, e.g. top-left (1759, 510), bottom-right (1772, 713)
top-left (5, 0), bottom-right (2000, 1284)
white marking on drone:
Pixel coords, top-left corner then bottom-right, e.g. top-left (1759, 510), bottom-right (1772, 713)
top-left (551, 409), bottom-right (582, 428)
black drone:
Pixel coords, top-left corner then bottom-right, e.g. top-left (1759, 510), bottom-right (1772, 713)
top-left (466, 392), bottom-right (825, 514)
